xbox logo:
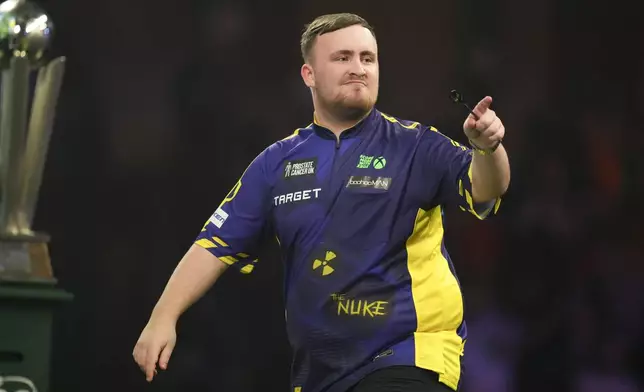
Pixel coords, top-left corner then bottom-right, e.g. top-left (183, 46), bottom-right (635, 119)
top-left (373, 157), bottom-right (387, 169)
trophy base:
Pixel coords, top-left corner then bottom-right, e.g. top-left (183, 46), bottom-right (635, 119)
top-left (0, 232), bottom-right (56, 285)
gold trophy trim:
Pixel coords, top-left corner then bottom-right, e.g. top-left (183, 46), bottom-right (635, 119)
top-left (0, 0), bottom-right (65, 283)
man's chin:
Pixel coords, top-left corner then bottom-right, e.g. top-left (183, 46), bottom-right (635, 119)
top-left (336, 99), bottom-right (374, 120)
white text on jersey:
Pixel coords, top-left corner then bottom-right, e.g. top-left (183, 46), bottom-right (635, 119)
top-left (274, 188), bottom-right (322, 206)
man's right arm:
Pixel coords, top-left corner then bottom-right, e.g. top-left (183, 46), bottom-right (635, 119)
top-left (133, 245), bottom-right (228, 382)
top-left (149, 245), bottom-right (229, 325)
top-left (133, 145), bottom-right (275, 382)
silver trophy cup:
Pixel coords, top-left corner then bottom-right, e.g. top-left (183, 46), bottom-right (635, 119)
top-left (0, 0), bottom-right (65, 283)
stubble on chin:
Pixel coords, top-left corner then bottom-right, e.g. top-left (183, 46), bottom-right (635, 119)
top-left (331, 93), bottom-right (375, 122)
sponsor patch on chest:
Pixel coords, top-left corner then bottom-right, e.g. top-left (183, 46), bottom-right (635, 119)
top-left (346, 176), bottom-right (392, 190)
top-left (284, 158), bottom-right (317, 179)
top-left (274, 188), bottom-right (322, 206)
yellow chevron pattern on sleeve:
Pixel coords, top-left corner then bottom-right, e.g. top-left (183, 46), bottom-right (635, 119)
top-left (212, 236), bottom-right (228, 247)
top-left (218, 256), bottom-right (238, 265)
top-left (195, 239), bottom-right (217, 249)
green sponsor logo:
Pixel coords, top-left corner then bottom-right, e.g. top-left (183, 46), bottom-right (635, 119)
top-left (373, 157), bottom-right (386, 169)
top-left (357, 154), bottom-right (374, 168)
top-left (357, 155), bottom-right (387, 169)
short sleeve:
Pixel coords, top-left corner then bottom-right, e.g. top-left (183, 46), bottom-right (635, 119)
top-left (194, 149), bottom-right (272, 274)
top-left (421, 126), bottom-right (501, 220)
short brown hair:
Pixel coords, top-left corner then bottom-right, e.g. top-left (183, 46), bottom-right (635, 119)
top-left (300, 13), bottom-right (376, 62)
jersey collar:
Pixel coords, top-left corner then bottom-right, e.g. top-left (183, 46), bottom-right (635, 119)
top-left (311, 108), bottom-right (379, 140)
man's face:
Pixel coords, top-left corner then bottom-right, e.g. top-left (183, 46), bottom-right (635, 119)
top-left (302, 25), bottom-right (379, 120)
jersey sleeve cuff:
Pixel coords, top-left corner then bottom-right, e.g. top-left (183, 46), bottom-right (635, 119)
top-left (456, 162), bottom-right (503, 220)
top-left (194, 236), bottom-right (258, 274)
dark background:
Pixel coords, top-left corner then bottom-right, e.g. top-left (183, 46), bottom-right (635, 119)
top-left (26, 0), bottom-right (644, 390)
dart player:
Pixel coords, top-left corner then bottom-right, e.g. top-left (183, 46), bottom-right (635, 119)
top-left (134, 12), bottom-right (510, 392)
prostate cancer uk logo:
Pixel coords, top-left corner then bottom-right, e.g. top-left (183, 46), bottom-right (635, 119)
top-left (284, 158), bottom-right (317, 179)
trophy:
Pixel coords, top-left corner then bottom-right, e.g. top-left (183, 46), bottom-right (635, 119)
top-left (0, 0), bottom-right (65, 284)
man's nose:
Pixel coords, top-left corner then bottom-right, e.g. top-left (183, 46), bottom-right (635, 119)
top-left (349, 58), bottom-right (366, 76)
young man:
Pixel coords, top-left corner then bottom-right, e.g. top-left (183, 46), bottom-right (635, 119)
top-left (133, 13), bottom-right (510, 392)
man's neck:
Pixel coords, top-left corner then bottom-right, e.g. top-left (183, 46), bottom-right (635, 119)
top-left (313, 108), bottom-right (370, 138)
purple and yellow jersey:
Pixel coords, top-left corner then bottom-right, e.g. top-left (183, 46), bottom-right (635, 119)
top-left (194, 109), bottom-right (501, 392)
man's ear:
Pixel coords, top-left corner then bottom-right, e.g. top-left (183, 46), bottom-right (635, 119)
top-left (301, 63), bottom-right (315, 88)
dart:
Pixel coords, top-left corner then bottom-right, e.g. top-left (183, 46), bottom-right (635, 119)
top-left (449, 90), bottom-right (480, 120)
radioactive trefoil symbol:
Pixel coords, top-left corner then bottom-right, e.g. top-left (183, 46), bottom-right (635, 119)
top-left (312, 251), bottom-right (337, 276)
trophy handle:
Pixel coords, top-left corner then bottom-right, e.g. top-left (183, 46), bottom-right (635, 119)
top-left (17, 56), bottom-right (65, 232)
top-left (0, 56), bottom-right (31, 235)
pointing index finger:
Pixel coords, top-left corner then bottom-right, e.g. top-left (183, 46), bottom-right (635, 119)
top-left (472, 96), bottom-right (493, 118)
